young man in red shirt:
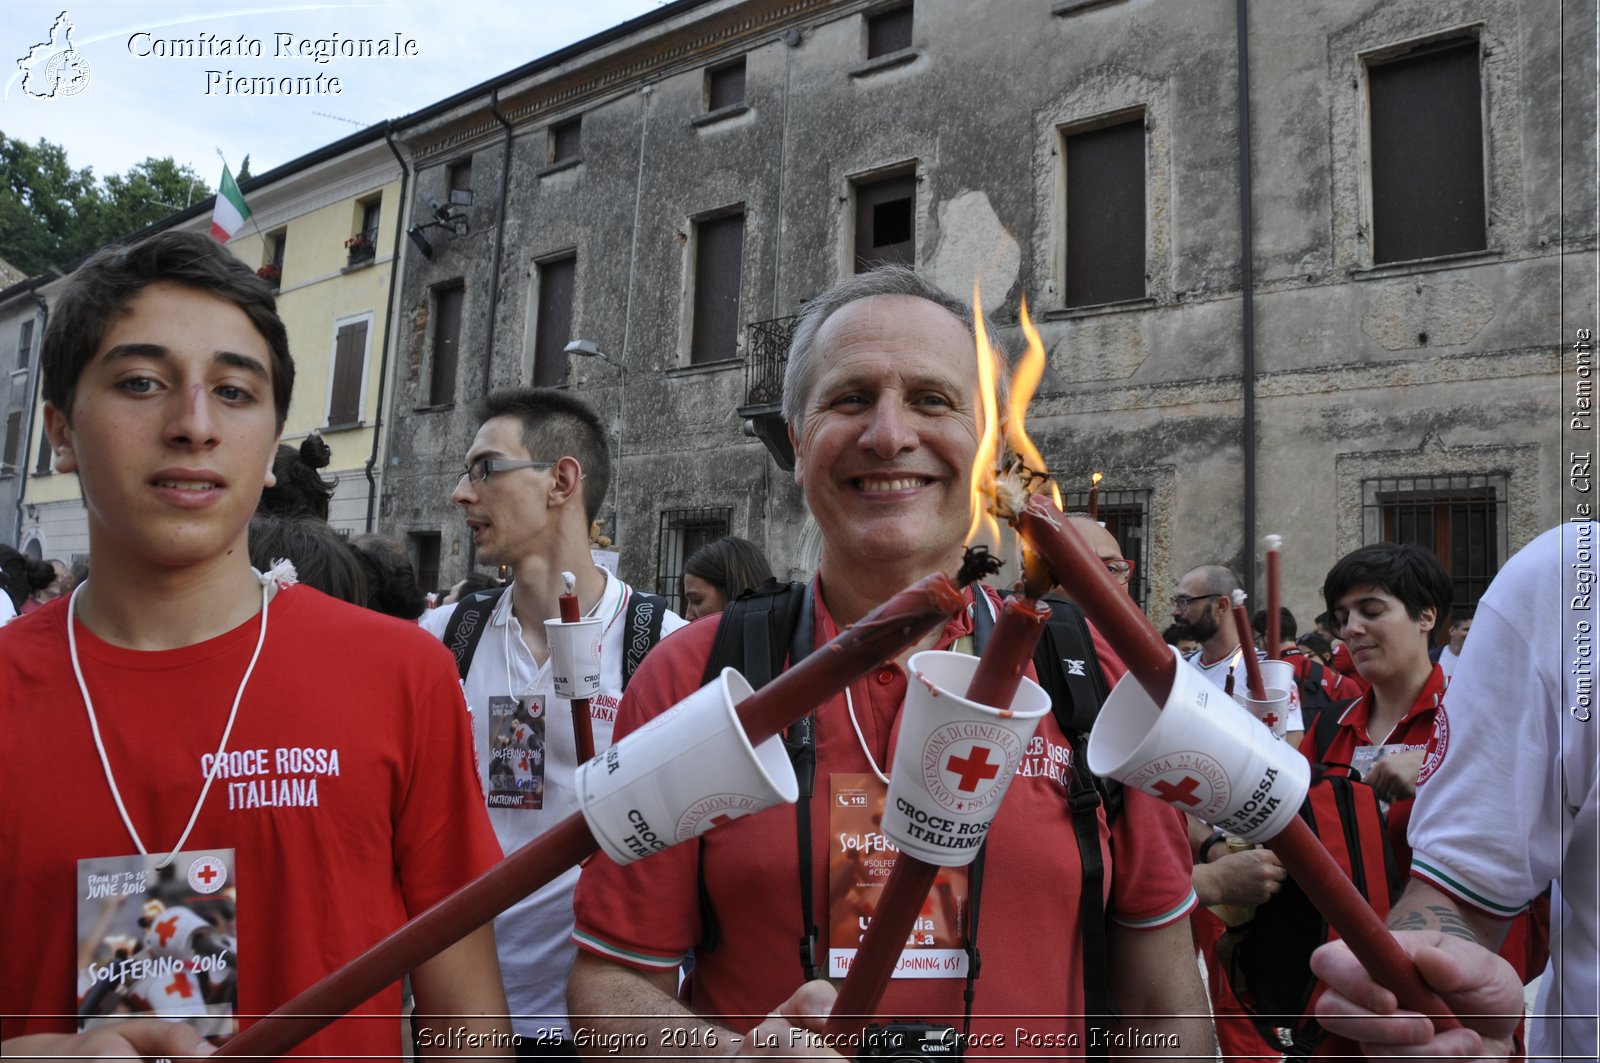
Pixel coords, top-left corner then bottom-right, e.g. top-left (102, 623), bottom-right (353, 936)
top-left (0, 231), bottom-right (508, 1061)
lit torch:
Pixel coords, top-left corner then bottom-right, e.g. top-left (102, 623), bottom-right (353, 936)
top-left (828, 285), bottom-right (1053, 1037)
top-left (978, 297), bottom-right (1461, 1035)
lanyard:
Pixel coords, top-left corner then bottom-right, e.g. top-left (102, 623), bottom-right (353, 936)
top-left (69, 570), bottom-right (277, 868)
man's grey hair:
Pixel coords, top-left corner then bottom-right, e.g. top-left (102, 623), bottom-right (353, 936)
top-left (781, 264), bottom-right (1010, 431)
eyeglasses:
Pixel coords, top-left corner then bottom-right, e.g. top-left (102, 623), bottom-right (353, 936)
top-left (459, 458), bottom-right (557, 484)
top-left (1169, 592), bottom-right (1221, 611)
top-left (1105, 559), bottom-right (1135, 584)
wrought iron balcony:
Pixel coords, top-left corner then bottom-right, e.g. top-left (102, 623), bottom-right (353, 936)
top-left (738, 314), bottom-right (798, 470)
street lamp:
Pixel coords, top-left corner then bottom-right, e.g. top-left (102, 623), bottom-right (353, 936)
top-left (565, 338), bottom-right (625, 550)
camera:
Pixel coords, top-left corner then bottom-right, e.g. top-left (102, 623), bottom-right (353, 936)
top-left (858, 1022), bottom-right (963, 1061)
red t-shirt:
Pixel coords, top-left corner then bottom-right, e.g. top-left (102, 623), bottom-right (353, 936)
top-left (573, 584), bottom-right (1197, 1051)
top-left (0, 587), bottom-right (502, 1058)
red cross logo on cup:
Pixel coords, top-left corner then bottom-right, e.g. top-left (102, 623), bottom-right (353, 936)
top-left (945, 745), bottom-right (1001, 793)
top-left (1152, 775), bottom-right (1205, 807)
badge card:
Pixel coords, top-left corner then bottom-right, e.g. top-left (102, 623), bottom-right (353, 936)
top-left (76, 849), bottom-right (238, 1037)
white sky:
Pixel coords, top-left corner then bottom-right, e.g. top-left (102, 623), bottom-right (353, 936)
top-left (1, 0), bottom-right (665, 190)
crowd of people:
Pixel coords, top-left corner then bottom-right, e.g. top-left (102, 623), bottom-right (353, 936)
top-left (0, 230), bottom-right (1589, 1063)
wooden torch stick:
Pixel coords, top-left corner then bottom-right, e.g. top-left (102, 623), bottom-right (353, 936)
top-left (1008, 494), bottom-right (1460, 1032)
top-left (211, 573), bottom-right (967, 1060)
top-left (826, 595), bottom-right (1051, 1034)
top-left (1265, 535), bottom-right (1283, 661)
top-left (1231, 593), bottom-right (1268, 702)
top-left (557, 578), bottom-right (596, 762)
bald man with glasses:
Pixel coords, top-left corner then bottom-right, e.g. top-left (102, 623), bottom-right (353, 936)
top-left (420, 387), bottom-right (685, 1061)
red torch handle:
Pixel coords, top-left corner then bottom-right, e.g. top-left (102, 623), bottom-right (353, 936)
top-left (734, 573), bottom-right (966, 748)
top-left (557, 591), bottom-right (596, 760)
top-left (1266, 550), bottom-right (1282, 661)
top-left (1232, 603), bottom-right (1268, 702)
top-left (558, 591), bottom-right (580, 623)
top-left (826, 858), bottom-right (942, 1032)
top-left (213, 815), bottom-right (599, 1059)
top-left (1016, 495), bottom-right (1175, 706)
top-left (212, 573), bottom-right (966, 1059)
top-left (827, 595), bottom-right (1050, 1033)
top-left (1266, 819), bottom-right (1461, 1031)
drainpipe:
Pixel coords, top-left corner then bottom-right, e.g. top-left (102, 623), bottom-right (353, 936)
top-left (1236, 0), bottom-right (1258, 599)
top-left (366, 122), bottom-right (409, 532)
top-left (612, 82), bottom-right (652, 562)
top-left (13, 292), bottom-right (49, 546)
top-left (465, 87), bottom-right (516, 572)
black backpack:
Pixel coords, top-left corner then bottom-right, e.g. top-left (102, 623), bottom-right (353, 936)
top-left (440, 584), bottom-right (669, 688)
top-left (697, 580), bottom-right (1123, 1056)
top-left (1286, 655), bottom-right (1343, 738)
top-left (1221, 702), bottom-right (1404, 1060)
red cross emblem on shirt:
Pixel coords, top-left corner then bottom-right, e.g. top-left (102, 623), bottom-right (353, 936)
top-left (165, 971), bottom-right (193, 999)
top-left (1152, 775), bottom-right (1204, 807)
top-left (945, 746), bottom-right (1001, 793)
top-left (155, 915), bottom-right (180, 948)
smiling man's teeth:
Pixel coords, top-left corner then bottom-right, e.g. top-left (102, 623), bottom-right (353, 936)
top-left (858, 478), bottom-right (925, 493)
top-left (155, 480), bottom-right (218, 490)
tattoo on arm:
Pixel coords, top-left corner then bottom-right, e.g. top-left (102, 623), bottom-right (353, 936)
top-left (1389, 904), bottom-right (1481, 942)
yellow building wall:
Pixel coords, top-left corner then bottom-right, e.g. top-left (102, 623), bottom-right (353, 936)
top-left (23, 178), bottom-right (401, 526)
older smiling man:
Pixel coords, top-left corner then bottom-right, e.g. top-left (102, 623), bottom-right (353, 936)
top-left (568, 266), bottom-right (1211, 1059)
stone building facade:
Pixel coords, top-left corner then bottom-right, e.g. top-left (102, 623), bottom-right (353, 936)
top-left (379, 0), bottom-right (1594, 621)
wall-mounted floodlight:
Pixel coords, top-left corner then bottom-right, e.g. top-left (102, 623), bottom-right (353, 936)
top-left (564, 338), bottom-right (622, 369)
top-left (407, 225), bottom-right (434, 259)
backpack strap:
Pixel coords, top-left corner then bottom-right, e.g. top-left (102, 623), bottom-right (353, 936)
top-left (622, 590), bottom-right (669, 691)
top-left (1034, 596), bottom-right (1118, 1058)
top-left (1308, 692), bottom-right (1348, 767)
top-left (696, 581), bottom-right (814, 973)
top-left (441, 586), bottom-right (509, 681)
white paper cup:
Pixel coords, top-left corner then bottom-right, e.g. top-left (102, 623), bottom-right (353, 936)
top-left (880, 650), bottom-right (1051, 867)
top-left (545, 617), bottom-right (603, 699)
top-left (1087, 646), bottom-right (1309, 842)
top-left (577, 667), bottom-right (798, 865)
top-left (1237, 660), bottom-right (1297, 739)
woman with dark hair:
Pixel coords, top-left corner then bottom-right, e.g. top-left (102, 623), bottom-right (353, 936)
top-left (258, 433), bottom-right (336, 521)
top-left (681, 536), bottom-right (774, 621)
top-left (348, 533), bottom-right (428, 621)
top-left (248, 515), bottom-right (368, 605)
top-left (1305, 541), bottom-right (1453, 861)
top-left (0, 545), bottom-right (57, 624)
top-left (1307, 541), bottom-right (1545, 1049)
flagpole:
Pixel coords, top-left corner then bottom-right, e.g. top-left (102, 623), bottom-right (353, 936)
top-left (215, 147), bottom-right (267, 245)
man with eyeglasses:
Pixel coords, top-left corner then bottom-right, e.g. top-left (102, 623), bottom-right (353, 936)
top-left (1057, 514), bottom-right (1134, 594)
top-left (419, 388), bottom-right (685, 1061)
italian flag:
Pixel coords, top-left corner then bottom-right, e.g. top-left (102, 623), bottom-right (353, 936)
top-left (210, 165), bottom-right (251, 242)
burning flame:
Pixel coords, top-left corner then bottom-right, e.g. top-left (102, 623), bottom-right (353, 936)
top-left (1011, 301), bottom-right (1061, 511)
top-left (1092, 471), bottom-right (1103, 488)
top-left (966, 286), bottom-right (1061, 548)
top-left (966, 279), bottom-right (1003, 546)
